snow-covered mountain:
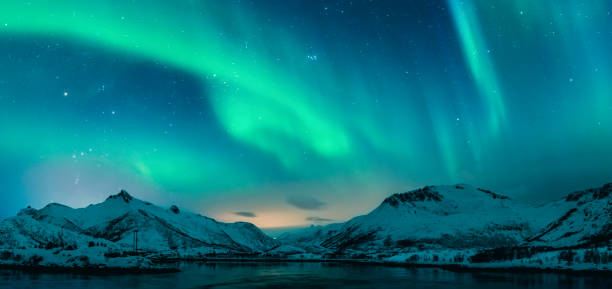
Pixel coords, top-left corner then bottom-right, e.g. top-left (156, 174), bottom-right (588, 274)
top-left (280, 184), bottom-right (612, 255)
top-left (0, 190), bottom-right (279, 255)
top-left (2, 184), bottom-right (611, 271)
top-left (280, 185), bottom-right (539, 253)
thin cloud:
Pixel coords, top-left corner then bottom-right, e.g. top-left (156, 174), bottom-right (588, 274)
top-left (306, 216), bottom-right (334, 222)
top-left (234, 211), bottom-right (256, 218)
top-left (287, 195), bottom-right (325, 210)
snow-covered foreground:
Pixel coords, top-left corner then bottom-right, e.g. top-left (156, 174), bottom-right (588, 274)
top-left (2, 184), bottom-right (612, 273)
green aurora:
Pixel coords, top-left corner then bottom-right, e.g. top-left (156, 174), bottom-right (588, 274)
top-left (0, 0), bottom-right (611, 227)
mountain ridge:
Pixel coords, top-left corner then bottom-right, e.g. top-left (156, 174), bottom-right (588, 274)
top-left (0, 189), bottom-right (280, 269)
top-left (278, 183), bottom-right (612, 259)
top-left (2, 183), bottom-right (612, 271)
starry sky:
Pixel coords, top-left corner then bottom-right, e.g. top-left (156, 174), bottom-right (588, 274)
top-left (1, 0), bottom-right (611, 228)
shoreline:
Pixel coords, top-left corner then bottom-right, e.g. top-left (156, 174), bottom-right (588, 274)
top-left (3, 258), bottom-right (609, 276)
top-left (0, 263), bottom-right (179, 275)
top-left (190, 258), bottom-right (612, 276)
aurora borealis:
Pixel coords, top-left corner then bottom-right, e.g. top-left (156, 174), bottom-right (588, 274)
top-left (1, 1), bottom-right (611, 228)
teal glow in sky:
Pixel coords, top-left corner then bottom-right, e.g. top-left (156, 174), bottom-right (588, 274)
top-left (1, 0), bottom-right (611, 228)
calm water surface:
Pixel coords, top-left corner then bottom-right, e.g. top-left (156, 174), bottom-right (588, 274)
top-left (1, 262), bottom-right (611, 289)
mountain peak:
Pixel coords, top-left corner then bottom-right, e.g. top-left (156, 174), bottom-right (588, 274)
top-left (382, 186), bottom-right (444, 208)
top-left (107, 189), bottom-right (134, 203)
top-left (381, 185), bottom-right (511, 208)
top-left (17, 206), bottom-right (37, 216)
top-left (476, 188), bottom-right (510, 200)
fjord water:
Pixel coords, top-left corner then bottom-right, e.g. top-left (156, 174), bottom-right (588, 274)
top-left (1, 263), bottom-right (610, 289)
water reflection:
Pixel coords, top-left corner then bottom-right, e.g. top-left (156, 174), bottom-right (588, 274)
top-left (1, 262), bottom-right (611, 289)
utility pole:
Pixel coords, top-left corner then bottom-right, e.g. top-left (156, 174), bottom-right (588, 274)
top-left (59, 227), bottom-right (64, 248)
top-left (133, 230), bottom-right (139, 253)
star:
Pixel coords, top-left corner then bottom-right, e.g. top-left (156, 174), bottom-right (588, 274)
top-left (306, 55), bottom-right (318, 61)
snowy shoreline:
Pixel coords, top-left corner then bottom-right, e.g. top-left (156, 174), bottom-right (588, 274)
top-left (0, 263), bottom-right (179, 275)
top-left (3, 257), bottom-right (611, 276)
top-left (162, 252), bottom-right (612, 275)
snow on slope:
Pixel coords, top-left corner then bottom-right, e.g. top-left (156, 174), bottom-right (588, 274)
top-left (3, 184), bottom-right (611, 271)
top-left (527, 183), bottom-right (612, 248)
top-left (281, 184), bottom-right (612, 255)
top-left (309, 185), bottom-right (538, 251)
top-left (0, 190), bottom-right (279, 255)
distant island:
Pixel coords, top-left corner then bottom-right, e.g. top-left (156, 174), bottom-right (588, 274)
top-left (1, 184), bottom-right (611, 273)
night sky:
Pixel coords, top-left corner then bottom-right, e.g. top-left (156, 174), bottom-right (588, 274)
top-left (1, 1), bottom-right (611, 228)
